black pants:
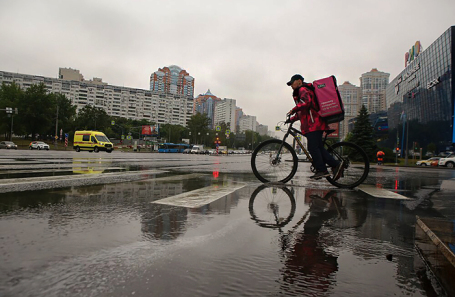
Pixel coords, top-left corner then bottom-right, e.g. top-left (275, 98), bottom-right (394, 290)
top-left (305, 130), bottom-right (339, 172)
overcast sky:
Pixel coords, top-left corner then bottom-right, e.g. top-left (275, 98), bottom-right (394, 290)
top-left (1, 0), bottom-right (454, 131)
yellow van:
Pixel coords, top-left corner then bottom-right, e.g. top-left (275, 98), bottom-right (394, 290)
top-left (73, 131), bottom-right (114, 153)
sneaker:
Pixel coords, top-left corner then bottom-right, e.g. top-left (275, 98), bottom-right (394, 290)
top-left (332, 161), bottom-right (345, 181)
top-left (310, 171), bottom-right (330, 180)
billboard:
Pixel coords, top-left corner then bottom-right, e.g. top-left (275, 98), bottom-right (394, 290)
top-left (326, 122), bottom-right (339, 138)
top-left (142, 125), bottom-right (159, 137)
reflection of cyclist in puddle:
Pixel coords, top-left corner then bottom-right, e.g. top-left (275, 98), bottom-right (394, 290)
top-left (249, 186), bottom-right (343, 295)
top-left (280, 189), bottom-right (340, 294)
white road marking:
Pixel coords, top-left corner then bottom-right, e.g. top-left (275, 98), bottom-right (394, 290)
top-left (358, 184), bottom-right (411, 200)
top-left (153, 182), bottom-right (247, 208)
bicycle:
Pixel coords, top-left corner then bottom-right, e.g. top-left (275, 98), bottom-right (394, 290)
top-left (251, 116), bottom-right (370, 188)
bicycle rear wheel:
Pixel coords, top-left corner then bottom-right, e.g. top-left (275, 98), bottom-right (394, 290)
top-left (325, 141), bottom-right (369, 189)
top-left (251, 139), bottom-right (298, 183)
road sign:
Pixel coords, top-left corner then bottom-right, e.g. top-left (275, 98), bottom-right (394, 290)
top-left (55, 135), bottom-right (58, 140)
top-left (225, 129), bottom-right (230, 135)
top-left (121, 135), bottom-right (125, 140)
top-left (275, 126), bottom-right (280, 131)
top-left (111, 121), bottom-right (115, 125)
top-left (216, 126), bottom-right (221, 132)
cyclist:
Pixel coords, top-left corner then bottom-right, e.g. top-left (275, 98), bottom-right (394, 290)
top-left (286, 74), bottom-right (344, 180)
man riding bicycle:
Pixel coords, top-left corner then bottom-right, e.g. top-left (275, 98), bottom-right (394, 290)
top-left (286, 74), bottom-right (344, 180)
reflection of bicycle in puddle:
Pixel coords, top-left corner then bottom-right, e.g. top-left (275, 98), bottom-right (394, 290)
top-left (249, 184), bottom-right (346, 231)
top-left (248, 184), bottom-right (348, 294)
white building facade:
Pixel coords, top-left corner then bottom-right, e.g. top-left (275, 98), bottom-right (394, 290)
top-left (360, 68), bottom-right (390, 114)
top-left (239, 115), bottom-right (257, 132)
top-left (338, 81), bottom-right (361, 139)
top-left (213, 98), bottom-right (237, 132)
top-left (0, 69), bottom-right (194, 126)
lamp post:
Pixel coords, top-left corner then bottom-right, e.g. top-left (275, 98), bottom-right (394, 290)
top-left (54, 105), bottom-right (59, 147)
top-left (198, 132), bottom-right (201, 145)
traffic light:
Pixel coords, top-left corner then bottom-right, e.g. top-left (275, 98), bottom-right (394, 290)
top-left (396, 147), bottom-right (400, 152)
top-left (414, 142), bottom-right (418, 150)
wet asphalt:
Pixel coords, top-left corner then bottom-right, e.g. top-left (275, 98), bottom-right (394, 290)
top-left (1, 150), bottom-right (455, 296)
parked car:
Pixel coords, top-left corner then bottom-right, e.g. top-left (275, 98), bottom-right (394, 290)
top-left (29, 141), bottom-right (50, 150)
top-left (416, 157), bottom-right (440, 166)
top-left (438, 153), bottom-right (455, 168)
top-left (0, 141), bottom-right (18, 149)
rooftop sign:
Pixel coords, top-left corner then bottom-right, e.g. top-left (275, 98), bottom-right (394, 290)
top-left (405, 41), bottom-right (422, 67)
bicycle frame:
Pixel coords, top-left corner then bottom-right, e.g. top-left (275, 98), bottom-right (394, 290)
top-left (276, 121), bottom-right (313, 163)
top-left (276, 121), bottom-right (341, 166)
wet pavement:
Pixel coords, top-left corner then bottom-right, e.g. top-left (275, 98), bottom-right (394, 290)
top-left (1, 150), bottom-right (455, 296)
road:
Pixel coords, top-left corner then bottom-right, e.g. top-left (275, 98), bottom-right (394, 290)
top-left (1, 150), bottom-right (455, 296)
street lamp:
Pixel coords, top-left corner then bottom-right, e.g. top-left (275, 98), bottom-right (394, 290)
top-left (198, 132), bottom-right (201, 145)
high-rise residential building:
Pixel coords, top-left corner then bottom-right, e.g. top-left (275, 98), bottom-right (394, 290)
top-left (150, 65), bottom-right (194, 97)
top-left (338, 81), bottom-right (361, 139)
top-left (256, 124), bottom-right (268, 136)
top-left (194, 89), bottom-right (221, 128)
top-left (214, 98), bottom-right (237, 132)
top-left (235, 107), bottom-right (243, 133)
top-left (0, 69), bottom-right (194, 126)
top-left (59, 67), bottom-right (84, 81)
top-left (360, 68), bottom-right (390, 114)
top-left (239, 115), bottom-right (257, 133)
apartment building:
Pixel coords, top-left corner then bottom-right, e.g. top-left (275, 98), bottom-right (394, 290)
top-left (150, 65), bottom-right (194, 97)
top-left (360, 68), bottom-right (390, 114)
top-left (214, 98), bottom-right (237, 132)
top-left (239, 115), bottom-right (257, 133)
top-left (0, 68), bottom-right (194, 126)
top-left (338, 81), bottom-right (361, 139)
top-left (194, 89), bottom-right (221, 128)
top-left (256, 124), bottom-right (268, 136)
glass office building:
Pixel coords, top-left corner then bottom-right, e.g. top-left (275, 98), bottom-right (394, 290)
top-left (386, 26), bottom-right (454, 152)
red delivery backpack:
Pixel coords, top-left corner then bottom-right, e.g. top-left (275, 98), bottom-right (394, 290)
top-left (311, 76), bottom-right (344, 124)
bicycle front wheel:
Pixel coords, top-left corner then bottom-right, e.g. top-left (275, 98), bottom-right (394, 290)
top-left (249, 184), bottom-right (296, 229)
top-left (325, 141), bottom-right (370, 189)
top-left (251, 139), bottom-right (298, 183)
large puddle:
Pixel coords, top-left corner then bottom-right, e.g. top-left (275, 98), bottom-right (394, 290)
top-left (1, 167), bottom-right (453, 296)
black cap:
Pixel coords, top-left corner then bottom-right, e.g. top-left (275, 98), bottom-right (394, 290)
top-left (287, 74), bottom-right (304, 86)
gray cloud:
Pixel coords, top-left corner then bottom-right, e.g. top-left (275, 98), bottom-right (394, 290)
top-left (1, 0), bottom-right (454, 130)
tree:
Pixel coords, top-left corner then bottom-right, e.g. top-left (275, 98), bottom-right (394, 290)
top-left (17, 83), bottom-right (56, 139)
top-left (47, 93), bottom-right (77, 137)
top-left (187, 113), bottom-right (210, 144)
top-left (0, 82), bottom-right (24, 138)
top-left (350, 105), bottom-right (377, 161)
top-left (74, 105), bottom-right (110, 131)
